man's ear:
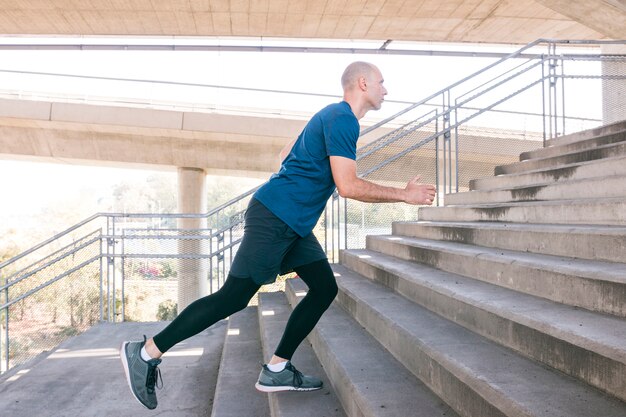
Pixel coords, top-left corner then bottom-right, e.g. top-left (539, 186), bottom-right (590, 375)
top-left (358, 76), bottom-right (367, 91)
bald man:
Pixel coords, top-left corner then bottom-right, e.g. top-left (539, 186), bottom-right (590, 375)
top-left (120, 61), bottom-right (436, 409)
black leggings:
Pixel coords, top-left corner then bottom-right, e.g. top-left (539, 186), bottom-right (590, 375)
top-left (153, 259), bottom-right (338, 360)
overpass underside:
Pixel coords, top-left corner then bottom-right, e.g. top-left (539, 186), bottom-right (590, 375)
top-left (0, 97), bottom-right (539, 188)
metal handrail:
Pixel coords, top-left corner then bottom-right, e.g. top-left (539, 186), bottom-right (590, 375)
top-left (1, 234), bottom-right (101, 290)
top-left (359, 39), bottom-right (545, 136)
top-left (3, 38), bottom-right (621, 275)
top-left (0, 185), bottom-right (261, 271)
top-left (358, 109), bottom-right (439, 160)
top-left (0, 254), bottom-right (101, 310)
top-left (2, 38), bottom-right (617, 273)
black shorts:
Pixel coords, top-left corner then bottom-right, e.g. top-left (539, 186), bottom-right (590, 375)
top-left (229, 198), bottom-right (327, 285)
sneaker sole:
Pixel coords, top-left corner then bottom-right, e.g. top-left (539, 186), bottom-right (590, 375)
top-left (254, 382), bottom-right (323, 393)
top-left (119, 341), bottom-right (156, 410)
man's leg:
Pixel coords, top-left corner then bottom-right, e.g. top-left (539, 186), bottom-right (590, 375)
top-left (255, 259), bottom-right (337, 392)
top-left (273, 259), bottom-right (337, 360)
top-left (152, 274), bottom-right (260, 353)
top-left (120, 274), bottom-right (260, 409)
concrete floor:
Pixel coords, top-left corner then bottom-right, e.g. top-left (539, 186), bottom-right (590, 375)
top-left (0, 321), bottom-right (228, 417)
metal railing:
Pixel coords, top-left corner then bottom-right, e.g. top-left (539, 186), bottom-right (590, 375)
top-left (1, 39), bottom-right (624, 374)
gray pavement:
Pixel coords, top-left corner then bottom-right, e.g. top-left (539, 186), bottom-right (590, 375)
top-left (0, 321), bottom-right (227, 417)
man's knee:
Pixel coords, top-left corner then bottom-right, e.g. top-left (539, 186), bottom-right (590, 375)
top-left (295, 259), bottom-right (338, 304)
top-left (313, 274), bottom-right (338, 306)
top-left (220, 274), bottom-right (259, 313)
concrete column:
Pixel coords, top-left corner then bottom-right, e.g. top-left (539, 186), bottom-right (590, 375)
top-left (177, 167), bottom-right (208, 312)
top-left (601, 44), bottom-right (626, 125)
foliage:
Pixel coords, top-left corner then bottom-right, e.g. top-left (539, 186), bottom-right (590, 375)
top-left (132, 260), bottom-right (177, 280)
top-left (112, 174), bottom-right (177, 214)
top-left (156, 300), bottom-right (178, 321)
top-left (57, 326), bottom-right (80, 338)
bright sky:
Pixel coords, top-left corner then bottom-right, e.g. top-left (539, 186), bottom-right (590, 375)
top-left (0, 37), bottom-right (604, 227)
top-left (0, 160), bottom-right (162, 218)
top-left (0, 37), bottom-right (505, 221)
top-left (0, 37), bottom-right (513, 117)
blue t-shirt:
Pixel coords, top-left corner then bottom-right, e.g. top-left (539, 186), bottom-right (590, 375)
top-left (254, 101), bottom-right (360, 237)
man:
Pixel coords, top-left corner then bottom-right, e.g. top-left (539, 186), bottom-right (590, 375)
top-left (120, 61), bottom-right (436, 409)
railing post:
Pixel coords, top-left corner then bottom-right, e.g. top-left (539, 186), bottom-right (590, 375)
top-left (541, 53), bottom-right (547, 147)
top-left (454, 105), bottom-right (459, 193)
top-left (1, 286), bottom-right (8, 373)
top-left (344, 197), bottom-right (348, 251)
top-left (3, 303), bottom-right (7, 374)
top-left (99, 230), bottom-right (104, 322)
top-left (548, 42), bottom-right (558, 138)
top-left (560, 56), bottom-right (566, 136)
top-left (435, 111), bottom-right (440, 206)
top-left (324, 205), bottom-right (328, 255)
top-left (209, 232), bottom-right (214, 294)
top-left (442, 91), bottom-right (452, 195)
top-left (121, 228), bottom-right (126, 322)
top-left (336, 192), bottom-right (341, 257)
top-left (106, 217), bottom-right (116, 323)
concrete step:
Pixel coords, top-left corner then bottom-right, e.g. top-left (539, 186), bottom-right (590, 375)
top-left (211, 306), bottom-right (270, 417)
top-left (469, 155), bottom-right (626, 191)
top-left (257, 292), bottom-right (345, 417)
top-left (544, 120), bottom-right (626, 148)
top-left (340, 249), bottom-right (626, 402)
top-left (446, 174), bottom-right (626, 205)
top-left (494, 141), bottom-right (626, 175)
top-left (283, 278), bottom-right (460, 417)
top-left (0, 321), bottom-right (227, 417)
top-left (418, 197), bottom-right (626, 225)
top-left (366, 234), bottom-right (626, 317)
top-left (521, 129), bottom-right (626, 161)
top-left (392, 221), bottom-right (626, 263)
top-left (327, 265), bottom-right (626, 417)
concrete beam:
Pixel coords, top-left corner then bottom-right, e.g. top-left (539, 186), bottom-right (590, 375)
top-left (0, 95), bottom-right (309, 177)
top-left (534, 0), bottom-right (626, 39)
top-left (0, 98), bottom-right (543, 183)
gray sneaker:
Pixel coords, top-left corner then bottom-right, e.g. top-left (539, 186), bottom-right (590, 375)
top-left (120, 336), bottom-right (163, 409)
top-left (255, 361), bottom-right (323, 392)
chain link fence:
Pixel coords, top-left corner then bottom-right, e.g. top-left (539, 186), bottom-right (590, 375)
top-left (1, 229), bottom-right (102, 371)
top-left (326, 40), bottom-right (626, 249)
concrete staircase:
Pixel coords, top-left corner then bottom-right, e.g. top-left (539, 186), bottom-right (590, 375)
top-left (2, 121), bottom-right (625, 417)
top-left (260, 120), bottom-right (626, 416)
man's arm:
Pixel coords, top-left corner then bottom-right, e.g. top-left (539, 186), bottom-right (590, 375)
top-left (330, 156), bottom-right (436, 205)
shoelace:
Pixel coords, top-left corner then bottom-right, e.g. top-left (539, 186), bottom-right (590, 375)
top-left (145, 361), bottom-right (163, 394)
top-left (285, 363), bottom-right (304, 387)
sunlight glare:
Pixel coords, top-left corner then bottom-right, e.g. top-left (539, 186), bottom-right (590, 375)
top-left (49, 348), bottom-right (118, 359)
top-left (6, 369), bottom-right (30, 383)
top-left (163, 348), bottom-right (204, 357)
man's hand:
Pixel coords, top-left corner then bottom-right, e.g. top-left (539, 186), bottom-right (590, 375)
top-left (404, 176), bottom-right (436, 205)
top-left (330, 156), bottom-right (437, 205)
